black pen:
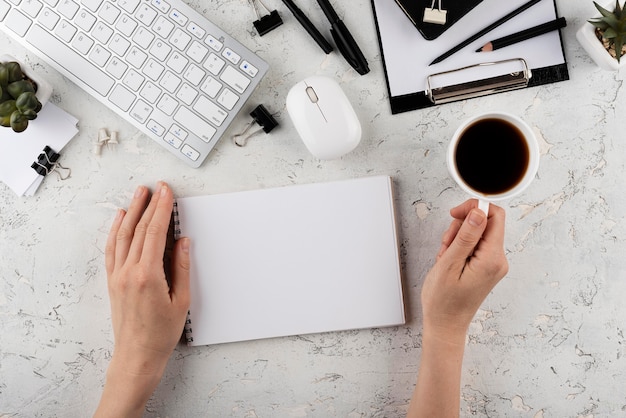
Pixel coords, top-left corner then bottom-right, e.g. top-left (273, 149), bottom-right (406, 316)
top-left (282, 0), bottom-right (333, 54)
top-left (476, 17), bottom-right (567, 52)
top-left (430, 0), bottom-right (543, 65)
top-left (316, 0), bottom-right (369, 75)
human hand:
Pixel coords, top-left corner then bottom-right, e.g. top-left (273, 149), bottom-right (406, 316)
top-left (95, 182), bottom-right (190, 418)
top-left (420, 199), bottom-right (508, 344)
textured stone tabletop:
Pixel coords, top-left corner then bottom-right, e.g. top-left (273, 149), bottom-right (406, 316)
top-left (1, 0), bottom-right (625, 416)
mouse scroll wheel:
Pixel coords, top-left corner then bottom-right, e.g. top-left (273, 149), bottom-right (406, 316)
top-left (305, 86), bottom-right (319, 103)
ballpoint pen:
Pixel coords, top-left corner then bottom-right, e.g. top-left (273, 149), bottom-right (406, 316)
top-left (282, 0), bottom-right (333, 54)
top-left (316, 0), bottom-right (370, 75)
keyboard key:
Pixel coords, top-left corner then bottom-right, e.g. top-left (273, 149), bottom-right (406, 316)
top-left (164, 132), bottom-right (183, 148)
top-left (147, 119), bottom-right (165, 135)
top-left (106, 56), bottom-right (128, 79)
top-left (183, 63), bottom-right (205, 85)
top-left (54, 19), bottom-right (76, 42)
top-left (159, 70), bottom-right (180, 93)
top-left (116, 14), bottom-right (137, 36)
top-left (157, 93), bottom-right (178, 115)
top-left (153, 15), bottom-right (173, 38)
top-left (22, 0), bottom-right (43, 18)
top-left (144, 58), bottom-right (164, 80)
top-left (176, 83), bottom-right (197, 105)
top-left (174, 107), bottom-right (216, 142)
top-left (220, 65), bottom-right (250, 94)
top-left (139, 81), bottom-right (161, 103)
top-left (169, 8), bottom-right (186, 26)
top-left (203, 52), bottom-right (224, 75)
top-left (166, 51), bottom-right (188, 72)
top-left (57, 0), bottom-right (79, 19)
top-left (110, 33), bottom-right (131, 55)
top-left (151, 0), bottom-right (169, 14)
top-left (187, 21), bottom-right (204, 38)
top-left (217, 87), bottom-right (238, 110)
top-left (181, 144), bottom-right (200, 161)
top-left (135, 3), bottom-right (157, 25)
top-left (81, 0), bottom-right (102, 13)
top-left (205, 33), bottom-right (222, 51)
top-left (170, 27), bottom-right (190, 50)
top-left (169, 124), bottom-right (187, 140)
top-left (5, 9), bottom-right (33, 36)
top-left (74, 9), bottom-right (96, 31)
top-left (25, 24), bottom-right (114, 95)
top-left (187, 40), bottom-right (208, 63)
top-left (240, 60), bottom-right (258, 77)
top-left (109, 84), bottom-right (135, 110)
top-left (122, 68), bottom-right (144, 91)
top-left (71, 31), bottom-right (94, 54)
top-left (89, 44), bottom-right (111, 66)
top-left (0, 1), bottom-right (10, 20)
top-left (193, 96), bottom-right (227, 126)
top-left (150, 39), bottom-right (171, 61)
top-left (200, 76), bottom-right (221, 98)
top-left (132, 25), bottom-right (154, 48)
top-left (118, 0), bottom-right (140, 14)
top-left (38, 8), bottom-right (60, 30)
top-left (92, 21), bottom-right (113, 43)
top-left (126, 46), bottom-right (147, 68)
top-left (98, 2), bottom-right (120, 24)
top-left (130, 99), bottom-right (152, 123)
top-left (222, 48), bottom-right (240, 65)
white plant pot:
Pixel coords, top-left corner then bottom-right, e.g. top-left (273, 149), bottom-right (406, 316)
top-left (1, 54), bottom-right (53, 106)
top-left (576, 15), bottom-right (626, 71)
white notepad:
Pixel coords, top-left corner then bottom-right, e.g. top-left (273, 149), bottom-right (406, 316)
top-left (175, 176), bottom-right (405, 346)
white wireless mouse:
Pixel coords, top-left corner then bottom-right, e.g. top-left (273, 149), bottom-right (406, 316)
top-left (286, 76), bottom-right (362, 160)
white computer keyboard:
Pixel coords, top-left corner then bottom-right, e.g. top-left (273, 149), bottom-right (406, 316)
top-left (0, 0), bottom-right (269, 168)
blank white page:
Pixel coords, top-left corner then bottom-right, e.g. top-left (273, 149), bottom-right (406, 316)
top-left (176, 176), bottom-right (405, 346)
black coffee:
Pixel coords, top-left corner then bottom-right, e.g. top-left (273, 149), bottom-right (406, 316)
top-left (455, 118), bottom-right (529, 195)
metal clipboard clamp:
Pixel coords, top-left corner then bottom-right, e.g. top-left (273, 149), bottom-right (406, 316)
top-left (425, 58), bottom-right (532, 105)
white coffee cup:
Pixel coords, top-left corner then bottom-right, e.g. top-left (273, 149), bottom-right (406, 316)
top-left (447, 112), bottom-right (540, 215)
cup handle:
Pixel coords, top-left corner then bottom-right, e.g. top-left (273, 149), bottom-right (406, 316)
top-left (478, 199), bottom-right (490, 216)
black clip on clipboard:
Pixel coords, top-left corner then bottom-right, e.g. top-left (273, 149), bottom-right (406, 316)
top-left (394, 0), bottom-right (484, 40)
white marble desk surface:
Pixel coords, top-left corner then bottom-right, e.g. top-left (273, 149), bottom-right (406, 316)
top-left (1, 1), bottom-right (625, 416)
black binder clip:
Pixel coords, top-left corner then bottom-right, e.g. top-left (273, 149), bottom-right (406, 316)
top-left (250, 0), bottom-right (283, 36)
top-left (232, 104), bottom-right (279, 147)
top-left (31, 146), bottom-right (71, 180)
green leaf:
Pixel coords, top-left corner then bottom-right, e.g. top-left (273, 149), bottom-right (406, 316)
top-left (0, 63), bottom-right (8, 88)
top-left (0, 99), bottom-right (17, 117)
top-left (10, 111), bottom-right (29, 132)
top-left (16, 91), bottom-right (40, 112)
top-left (5, 62), bottom-right (24, 83)
top-left (6, 80), bottom-right (35, 99)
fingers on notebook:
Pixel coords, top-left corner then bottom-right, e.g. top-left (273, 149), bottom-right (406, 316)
top-left (107, 182), bottom-right (174, 268)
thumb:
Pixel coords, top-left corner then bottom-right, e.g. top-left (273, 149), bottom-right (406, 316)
top-left (444, 209), bottom-right (487, 262)
top-left (170, 237), bottom-right (191, 308)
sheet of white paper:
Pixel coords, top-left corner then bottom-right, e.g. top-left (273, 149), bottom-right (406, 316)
top-left (176, 176), bottom-right (406, 346)
top-left (0, 103), bottom-right (78, 196)
top-left (374, 0), bottom-right (565, 97)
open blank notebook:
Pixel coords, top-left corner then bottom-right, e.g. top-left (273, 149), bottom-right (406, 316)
top-left (175, 176), bottom-right (405, 346)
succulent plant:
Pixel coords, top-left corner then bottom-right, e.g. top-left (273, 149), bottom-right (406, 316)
top-left (0, 60), bottom-right (43, 132)
top-left (589, 1), bottom-right (626, 63)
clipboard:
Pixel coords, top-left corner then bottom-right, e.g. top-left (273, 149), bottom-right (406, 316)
top-left (371, 0), bottom-right (569, 114)
top-left (394, 0), bottom-right (484, 40)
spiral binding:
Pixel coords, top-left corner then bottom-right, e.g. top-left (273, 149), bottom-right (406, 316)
top-left (173, 200), bottom-right (194, 343)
